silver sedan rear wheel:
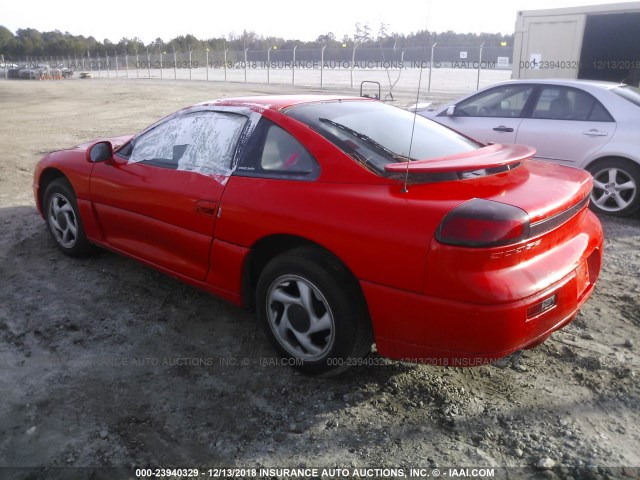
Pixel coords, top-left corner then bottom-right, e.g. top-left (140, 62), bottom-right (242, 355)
top-left (589, 159), bottom-right (640, 216)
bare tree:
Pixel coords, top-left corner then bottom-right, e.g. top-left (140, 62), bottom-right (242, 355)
top-left (378, 23), bottom-right (389, 41)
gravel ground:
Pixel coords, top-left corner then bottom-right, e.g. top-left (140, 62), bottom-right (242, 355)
top-left (0, 78), bottom-right (639, 480)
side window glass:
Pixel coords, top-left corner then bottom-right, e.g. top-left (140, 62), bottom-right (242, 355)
top-left (117, 141), bottom-right (133, 158)
top-left (236, 118), bottom-right (320, 180)
top-left (455, 85), bottom-right (533, 118)
top-left (129, 117), bottom-right (178, 168)
top-left (532, 87), bottom-right (612, 121)
top-left (261, 125), bottom-right (314, 174)
top-left (129, 111), bottom-right (247, 177)
top-left (589, 101), bottom-right (614, 122)
top-left (533, 87), bottom-right (577, 120)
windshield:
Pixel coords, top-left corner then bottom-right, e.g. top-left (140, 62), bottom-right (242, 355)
top-left (285, 100), bottom-right (480, 174)
top-left (612, 85), bottom-right (640, 108)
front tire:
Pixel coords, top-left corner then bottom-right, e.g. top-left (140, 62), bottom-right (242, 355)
top-left (588, 159), bottom-right (640, 216)
top-left (43, 178), bottom-right (95, 257)
top-left (256, 247), bottom-right (372, 375)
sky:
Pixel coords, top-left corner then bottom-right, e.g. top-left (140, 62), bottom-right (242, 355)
top-left (1, 0), bottom-right (637, 43)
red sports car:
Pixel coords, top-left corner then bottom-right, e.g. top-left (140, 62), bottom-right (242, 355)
top-left (34, 95), bottom-right (603, 374)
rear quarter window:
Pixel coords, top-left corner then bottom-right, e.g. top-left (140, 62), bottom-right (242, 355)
top-left (235, 118), bottom-right (320, 180)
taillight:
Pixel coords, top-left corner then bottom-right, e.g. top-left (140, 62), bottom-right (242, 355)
top-left (436, 198), bottom-right (530, 248)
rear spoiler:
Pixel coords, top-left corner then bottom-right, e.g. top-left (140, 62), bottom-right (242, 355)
top-left (384, 144), bottom-right (536, 173)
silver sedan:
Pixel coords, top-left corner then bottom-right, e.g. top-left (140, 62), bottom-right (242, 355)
top-left (422, 79), bottom-right (640, 216)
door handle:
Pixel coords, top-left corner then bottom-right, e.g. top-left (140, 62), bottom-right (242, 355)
top-left (582, 129), bottom-right (608, 137)
top-left (194, 200), bottom-right (217, 216)
top-left (493, 126), bottom-right (514, 132)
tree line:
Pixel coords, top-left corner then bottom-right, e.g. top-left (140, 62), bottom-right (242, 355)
top-left (0, 24), bottom-right (513, 58)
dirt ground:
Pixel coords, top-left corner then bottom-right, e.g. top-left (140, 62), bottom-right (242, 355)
top-left (0, 78), bottom-right (639, 480)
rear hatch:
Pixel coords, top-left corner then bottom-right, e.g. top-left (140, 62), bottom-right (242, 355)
top-left (390, 144), bottom-right (592, 225)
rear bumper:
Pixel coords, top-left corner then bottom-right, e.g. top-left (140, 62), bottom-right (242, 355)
top-left (363, 243), bottom-right (602, 366)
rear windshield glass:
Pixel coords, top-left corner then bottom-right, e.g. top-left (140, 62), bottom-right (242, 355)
top-left (285, 100), bottom-right (480, 175)
top-left (612, 85), bottom-right (640, 108)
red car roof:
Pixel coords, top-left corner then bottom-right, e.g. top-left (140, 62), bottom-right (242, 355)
top-left (199, 95), bottom-right (370, 111)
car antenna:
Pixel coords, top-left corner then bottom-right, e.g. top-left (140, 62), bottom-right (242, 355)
top-left (403, 5), bottom-right (431, 194)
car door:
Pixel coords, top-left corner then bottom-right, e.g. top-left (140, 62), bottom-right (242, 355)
top-left (515, 85), bottom-right (616, 166)
top-left (434, 84), bottom-right (535, 144)
top-left (90, 109), bottom-right (248, 280)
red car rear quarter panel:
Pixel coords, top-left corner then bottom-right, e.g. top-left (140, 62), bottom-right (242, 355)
top-left (216, 177), bottom-right (438, 293)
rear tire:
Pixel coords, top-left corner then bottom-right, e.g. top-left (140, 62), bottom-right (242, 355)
top-left (256, 247), bottom-right (373, 375)
top-left (43, 178), bottom-right (96, 257)
top-left (588, 158), bottom-right (640, 216)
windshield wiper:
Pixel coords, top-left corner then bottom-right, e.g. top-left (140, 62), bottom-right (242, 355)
top-left (318, 117), bottom-right (408, 162)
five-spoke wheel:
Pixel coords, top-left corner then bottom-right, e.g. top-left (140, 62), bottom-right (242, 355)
top-left (266, 274), bottom-right (335, 361)
top-left (257, 247), bottom-right (372, 375)
top-left (43, 178), bottom-right (95, 256)
top-left (48, 192), bottom-right (79, 248)
top-left (588, 159), bottom-right (640, 217)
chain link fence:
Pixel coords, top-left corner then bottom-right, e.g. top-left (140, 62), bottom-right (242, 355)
top-left (2, 45), bottom-right (513, 99)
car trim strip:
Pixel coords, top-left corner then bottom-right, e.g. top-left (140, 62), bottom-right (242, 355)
top-left (530, 194), bottom-right (590, 237)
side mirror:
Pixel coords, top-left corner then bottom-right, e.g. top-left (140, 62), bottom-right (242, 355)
top-left (86, 141), bottom-right (113, 163)
top-left (446, 105), bottom-right (456, 116)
